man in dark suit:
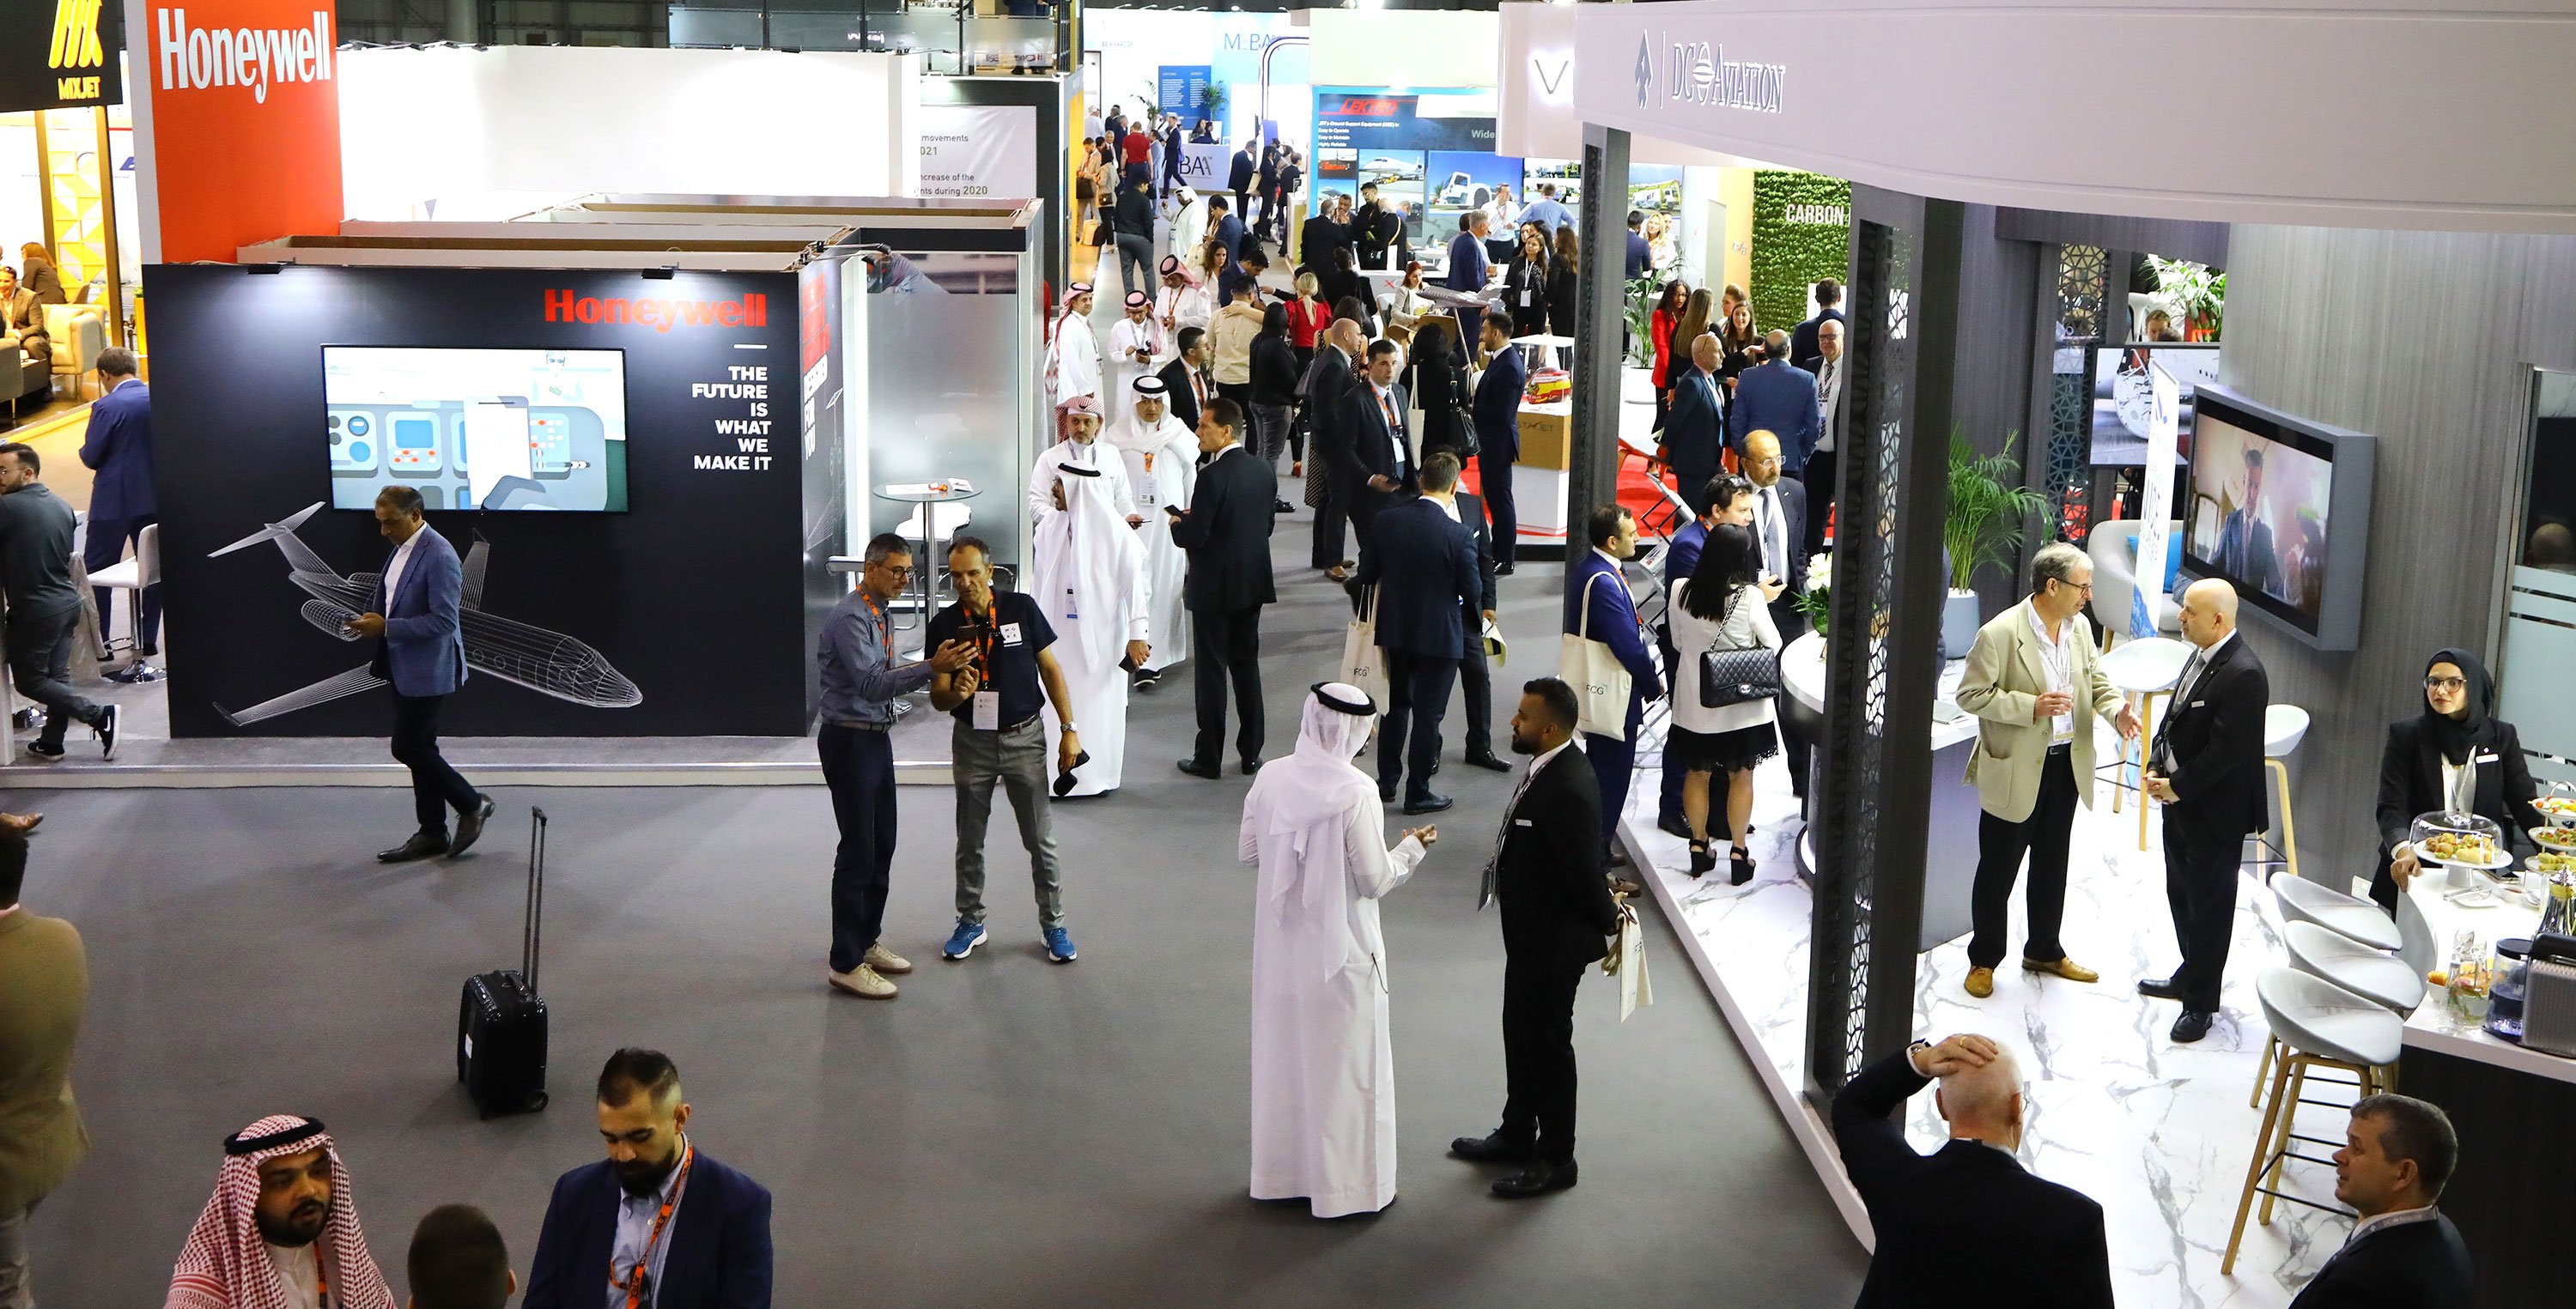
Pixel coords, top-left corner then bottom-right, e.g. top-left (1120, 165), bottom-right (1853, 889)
top-left (1662, 335), bottom-right (1726, 517)
top-left (1452, 478), bottom-right (1510, 773)
top-left (1564, 505), bottom-right (1663, 864)
top-left (1229, 140), bottom-right (1259, 227)
top-left (1729, 330), bottom-right (1824, 478)
top-left (525, 1050), bottom-right (773, 1308)
top-left (1159, 115), bottom-right (1185, 199)
top-left (1444, 211), bottom-right (1493, 357)
top-left (1832, 1033), bottom-right (2113, 1307)
top-left (349, 485), bottom-right (493, 863)
top-left (1209, 197), bottom-right (1245, 265)
top-left (1304, 320), bottom-right (1363, 577)
top-left (2293, 1094), bottom-right (2475, 1308)
top-left (2140, 578), bottom-right (2270, 1043)
top-left (1472, 314), bottom-right (1528, 573)
top-left (1801, 317), bottom-right (1848, 559)
top-left (1170, 397), bottom-right (1279, 778)
top-left (1789, 277), bottom-right (1845, 373)
top-left (1623, 209), bottom-right (1651, 282)
top-left (1156, 327), bottom-right (1212, 433)
top-left (1743, 431), bottom-right (1813, 807)
top-left (1338, 337), bottom-right (1416, 560)
top-left (2217, 447), bottom-right (2282, 597)
top-left (78, 347), bottom-right (158, 658)
top-left (1355, 451), bottom-right (1482, 815)
top-left (1452, 677), bottom-right (1623, 1198)
top-left (1352, 185), bottom-right (1389, 270)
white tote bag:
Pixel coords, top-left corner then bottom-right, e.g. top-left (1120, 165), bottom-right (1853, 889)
top-left (1340, 585), bottom-right (1391, 712)
top-left (1615, 907), bottom-right (1653, 1021)
top-left (1558, 571), bottom-right (1632, 740)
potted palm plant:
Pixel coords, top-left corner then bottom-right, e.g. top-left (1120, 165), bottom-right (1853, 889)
top-left (1942, 431), bottom-right (2048, 658)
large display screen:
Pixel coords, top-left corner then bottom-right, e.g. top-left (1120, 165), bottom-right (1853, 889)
top-left (2184, 397), bottom-right (2337, 627)
top-left (2089, 342), bottom-right (2221, 466)
top-left (324, 347), bottom-right (629, 512)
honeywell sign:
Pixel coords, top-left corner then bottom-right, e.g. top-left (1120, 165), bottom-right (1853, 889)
top-left (156, 8), bottom-right (333, 103)
top-left (135, 0), bottom-right (346, 264)
top-left (544, 289), bottom-right (772, 332)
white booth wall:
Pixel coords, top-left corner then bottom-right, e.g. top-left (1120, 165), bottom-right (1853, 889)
top-left (339, 47), bottom-right (922, 221)
top-left (1084, 9), bottom-right (1304, 146)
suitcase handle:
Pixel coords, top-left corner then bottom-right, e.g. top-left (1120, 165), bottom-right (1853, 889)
top-left (525, 807), bottom-right (548, 993)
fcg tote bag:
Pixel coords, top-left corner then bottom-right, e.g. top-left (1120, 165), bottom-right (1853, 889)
top-left (1339, 585), bottom-right (1391, 711)
top-left (1558, 572), bottom-right (1632, 740)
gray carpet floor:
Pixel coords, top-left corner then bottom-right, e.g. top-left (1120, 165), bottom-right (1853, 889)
top-left (14, 494), bottom-right (1866, 1306)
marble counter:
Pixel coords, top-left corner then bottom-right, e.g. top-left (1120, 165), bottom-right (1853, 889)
top-left (2398, 873), bottom-right (2576, 1081)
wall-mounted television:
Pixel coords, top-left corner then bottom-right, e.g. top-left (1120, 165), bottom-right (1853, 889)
top-left (2088, 342), bottom-right (2221, 466)
top-left (2180, 385), bottom-right (2374, 651)
top-left (324, 346), bottom-right (630, 512)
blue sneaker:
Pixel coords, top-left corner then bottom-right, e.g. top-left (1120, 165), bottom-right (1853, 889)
top-left (1043, 925), bottom-right (1078, 964)
top-left (942, 918), bottom-right (988, 961)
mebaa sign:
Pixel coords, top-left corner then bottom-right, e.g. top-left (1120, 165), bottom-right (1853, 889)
top-left (155, 8), bottom-right (334, 103)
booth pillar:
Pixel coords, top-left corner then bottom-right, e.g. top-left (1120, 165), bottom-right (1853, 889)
top-left (1563, 123), bottom-right (1631, 592)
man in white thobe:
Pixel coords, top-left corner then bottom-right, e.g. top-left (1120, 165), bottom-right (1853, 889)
top-left (1241, 682), bottom-right (1439, 1218)
top-left (1034, 459), bottom-right (1151, 797)
top-left (1155, 257), bottom-right (1213, 348)
top-left (1045, 282), bottom-right (1102, 423)
top-left (1166, 188), bottom-right (1208, 270)
top-left (1105, 376), bottom-right (1197, 689)
top-left (1106, 290), bottom-right (1164, 406)
top-left (1029, 399), bottom-right (1141, 528)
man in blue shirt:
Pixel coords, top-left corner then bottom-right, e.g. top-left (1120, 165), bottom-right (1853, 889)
top-left (1564, 504), bottom-right (1663, 863)
top-left (816, 533), bottom-right (973, 998)
top-left (1446, 210), bottom-right (1493, 361)
top-left (925, 535), bottom-right (1086, 966)
top-left (79, 347), bottom-right (158, 659)
top-left (1516, 183), bottom-right (1573, 235)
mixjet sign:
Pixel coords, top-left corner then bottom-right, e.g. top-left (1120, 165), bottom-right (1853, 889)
top-left (1633, 28), bottom-right (1787, 115)
top-left (0, 0), bottom-right (123, 112)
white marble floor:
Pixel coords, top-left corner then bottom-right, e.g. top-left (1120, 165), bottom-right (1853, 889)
top-left (1626, 748), bottom-right (2353, 1308)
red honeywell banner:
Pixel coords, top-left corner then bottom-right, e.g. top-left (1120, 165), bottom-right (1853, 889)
top-left (142, 2), bottom-right (344, 262)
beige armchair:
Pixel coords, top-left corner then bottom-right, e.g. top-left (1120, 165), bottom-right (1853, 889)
top-left (44, 303), bottom-right (104, 397)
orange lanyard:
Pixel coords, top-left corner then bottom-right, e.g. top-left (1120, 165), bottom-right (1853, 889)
top-left (968, 600), bottom-right (998, 668)
top-left (860, 594), bottom-right (892, 659)
top-left (619, 1142), bottom-right (694, 1309)
top-left (314, 1237), bottom-right (329, 1307)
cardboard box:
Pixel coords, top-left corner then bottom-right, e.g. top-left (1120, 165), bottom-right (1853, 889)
top-left (1517, 406), bottom-right (1571, 470)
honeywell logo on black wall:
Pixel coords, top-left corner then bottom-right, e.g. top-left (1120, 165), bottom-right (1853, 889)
top-left (543, 289), bottom-right (770, 332)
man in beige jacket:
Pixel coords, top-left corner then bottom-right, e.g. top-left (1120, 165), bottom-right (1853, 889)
top-left (1955, 543), bottom-right (2138, 999)
top-left (0, 812), bottom-right (83, 1308)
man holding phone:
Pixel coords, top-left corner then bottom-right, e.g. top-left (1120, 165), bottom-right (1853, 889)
top-left (926, 537), bottom-right (1086, 966)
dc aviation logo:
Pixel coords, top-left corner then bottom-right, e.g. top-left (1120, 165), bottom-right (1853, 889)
top-left (1634, 34), bottom-right (1655, 108)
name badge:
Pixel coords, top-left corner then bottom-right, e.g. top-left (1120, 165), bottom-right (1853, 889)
top-left (972, 690), bottom-right (1000, 731)
top-left (2475, 751), bottom-right (2499, 764)
top-left (1000, 622), bottom-right (1024, 645)
top-left (2190, 700), bottom-right (2206, 708)
top-left (1512, 818), bottom-right (1534, 827)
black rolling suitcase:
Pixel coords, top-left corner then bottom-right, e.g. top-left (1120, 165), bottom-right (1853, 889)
top-left (457, 808), bottom-right (550, 1118)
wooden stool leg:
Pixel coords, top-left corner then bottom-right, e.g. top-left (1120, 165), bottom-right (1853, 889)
top-left (2270, 758), bottom-right (2300, 882)
top-left (2137, 691), bottom-right (2163, 851)
top-left (2112, 694), bottom-right (2132, 815)
top-left (2260, 1058), bottom-right (2311, 1226)
top-left (2249, 1033), bottom-right (2276, 1110)
top-left (2226, 1052), bottom-right (2298, 1274)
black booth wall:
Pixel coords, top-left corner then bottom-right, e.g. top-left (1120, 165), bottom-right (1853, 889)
top-left (147, 263), bottom-right (813, 738)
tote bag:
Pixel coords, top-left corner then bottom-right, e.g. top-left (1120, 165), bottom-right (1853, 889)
top-left (1558, 571), bottom-right (1632, 740)
top-left (1339, 585), bottom-right (1391, 711)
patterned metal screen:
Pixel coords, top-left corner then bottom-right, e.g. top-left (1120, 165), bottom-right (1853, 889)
top-left (2046, 245), bottom-right (2109, 542)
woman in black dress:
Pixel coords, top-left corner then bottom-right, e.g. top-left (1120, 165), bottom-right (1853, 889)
top-left (2372, 647), bottom-right (2549, 912)
top-left (1410, 316), bottom-right (1469, 458)
top-left (1716, 298), bottom-right (1759, 394)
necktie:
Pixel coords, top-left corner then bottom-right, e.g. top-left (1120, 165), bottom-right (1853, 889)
top-left (2151, 647), bottom-right (2206, 773)
top-left (1379, 389), bottom-right (1406, 470)
top-left (1762, 488), bottom-right (1784, 573)
top-left (1480, 761), bottom-right (1541, 910)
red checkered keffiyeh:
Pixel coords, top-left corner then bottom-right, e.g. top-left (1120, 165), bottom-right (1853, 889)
top-left (166, 1116), bottom-right (395, 1309)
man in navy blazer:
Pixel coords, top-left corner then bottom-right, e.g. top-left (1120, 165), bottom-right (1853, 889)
top-left (1662, 336), bottom-right (1726, 517)
top-left (1563, 505), bottom-right (1663, 862)
top-left (527, 1050), bottom-right (774, 1309)
top-left (1209, 197), bottom-right (1245, 264)
top-left (1471, 314), bottom-right (1527, 573)
top-left (1728, 330), bottom-right (1823, 478)
top-left (349, 486), bottom-right (492, 863)
top-left (1354, 451), bottom-right (1482, 815)
top-left (78, 347), bottom-right (159, 655)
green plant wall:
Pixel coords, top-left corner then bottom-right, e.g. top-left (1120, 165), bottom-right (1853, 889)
top-left (1750, 171), bottom-right (1851, 336)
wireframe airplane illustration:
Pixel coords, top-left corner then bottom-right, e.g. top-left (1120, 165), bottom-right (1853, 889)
top-left (207, 502), bottom-right (644, 724)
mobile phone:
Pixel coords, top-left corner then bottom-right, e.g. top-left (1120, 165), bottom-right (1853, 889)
top-left (1163, 503), bottom-right (1185, 517)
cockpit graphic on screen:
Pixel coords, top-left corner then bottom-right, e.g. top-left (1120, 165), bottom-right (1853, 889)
top-left (324, 347), bottom-right (629, 511)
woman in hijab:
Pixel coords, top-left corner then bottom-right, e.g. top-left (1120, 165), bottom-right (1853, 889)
top-left (2372, 647), bottom-right (2548, 910)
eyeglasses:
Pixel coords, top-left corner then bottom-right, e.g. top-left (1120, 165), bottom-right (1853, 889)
top-left (2424, 676), bottom-right (2468, 693)
top-left (874, 563), bottom-right (914, 580)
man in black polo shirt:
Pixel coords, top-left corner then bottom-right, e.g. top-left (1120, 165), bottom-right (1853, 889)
top-left (926, 536), bottom-right (1086, 965)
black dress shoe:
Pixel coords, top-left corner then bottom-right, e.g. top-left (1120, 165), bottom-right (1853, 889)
top-left (1273, 499), bottom-right (1296, 514)
top-left (1401, 792), bottom-right (1454, 816)
top-left (1464, 750), bottom-right (1512, 773)
top-left (1492, 1159), bottom-right (1579, 1198)
top-left (1493, 563), bottom-right (1516, 577)
top-left (2171, 1009), bottom-right (2215, 1043)
top-left (447, 794), bottom-right (496, 858)
top-left (1448, 1132), bottom-right (1534, 1164)
top-left (1239, 757), bottom-right (1263, 776)
top-left (2136, 976), bottom-right (2185, 1001)
top-left (1176, 758), bottom-right (1223, 780)
top-left (1379, 783), bottom-right (1397, 803)
top-left (378, 831), bottom-right (450, 864)
top-left (1656, 815), bottom-right (1693, 839)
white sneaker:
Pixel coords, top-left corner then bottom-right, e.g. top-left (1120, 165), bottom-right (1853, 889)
top-left (864, 943), bottom-right (914, 975)
top-left (827, 964), bottom-right (898, 999)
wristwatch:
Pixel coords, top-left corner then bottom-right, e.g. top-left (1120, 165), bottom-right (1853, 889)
top-left (1905, 1039), bottom-right (1934, 1074)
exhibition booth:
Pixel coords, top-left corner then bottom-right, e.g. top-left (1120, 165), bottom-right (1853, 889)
top-left (1549, 3), bottom-right (2576, 1306)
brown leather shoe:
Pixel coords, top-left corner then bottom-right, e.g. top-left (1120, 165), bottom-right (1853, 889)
top-left (2023, 955), bottom-right (2100, 983)
top-left (1964, 967), bottom-right (1995, 998)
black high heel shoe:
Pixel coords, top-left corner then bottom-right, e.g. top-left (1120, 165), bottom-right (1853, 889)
top-left (1688, 841), bottom-right (1716, 878)
top-left (1729, 845), bottom-right (1755, 886)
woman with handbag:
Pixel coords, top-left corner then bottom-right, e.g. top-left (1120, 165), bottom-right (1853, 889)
top-left (1667, 523), bottom-right (1786, 882)
top-left (1409, 317), bottom-right (1470, 459)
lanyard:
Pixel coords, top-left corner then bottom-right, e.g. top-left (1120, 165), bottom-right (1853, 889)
top-left (860, 594), bottom-right (892, 660)
top-left (314, 1237), bottom-right (329, 1308)
top-left (619, 1142), bottom-right (694, 1309)
top-left (966, 599), bottom-right (999, 668)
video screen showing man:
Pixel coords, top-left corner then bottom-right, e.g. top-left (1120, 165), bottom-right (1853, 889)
top-left (2187, 415), bottom-right (2332, 620)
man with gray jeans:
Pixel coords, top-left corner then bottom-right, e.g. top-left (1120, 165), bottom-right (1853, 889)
top-left (0, 445), bottom-right (115, 762)
top-left (926, 536), bottom-right (1085, 964)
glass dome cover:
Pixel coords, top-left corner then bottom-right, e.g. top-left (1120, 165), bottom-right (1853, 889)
top-left (2411, 810), bottom-right (2511, 870)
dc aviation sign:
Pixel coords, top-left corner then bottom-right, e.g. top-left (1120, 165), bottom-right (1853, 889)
top-left (0, 0), bottom-right (122, 112)
top-left (1634, 31), bottom-right (1785, 115)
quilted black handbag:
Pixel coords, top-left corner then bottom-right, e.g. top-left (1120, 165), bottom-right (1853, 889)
top-left (1699, 645), bottom-right (1782, 708)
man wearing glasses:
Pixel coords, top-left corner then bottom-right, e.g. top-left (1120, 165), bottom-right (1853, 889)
top-left (1953, 543), bottom-right (2139, 1002)
top-left (816, 533), bottom-right (975, 1000)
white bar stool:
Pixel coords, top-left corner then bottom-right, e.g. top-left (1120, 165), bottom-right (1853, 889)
top-left (89, 522), bottom-right (161, 658)
top-left (2251, 919), bottom-right (2426, 1106)
top-left (2270, 871), bottom-right (2402, 953)
top-left (2250, 704), bottom-right (2311, 881)
top-left (2224, 967), bottom-right (2402, 1275)
top-left (2097, 635), bottom-right (2192, 851)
